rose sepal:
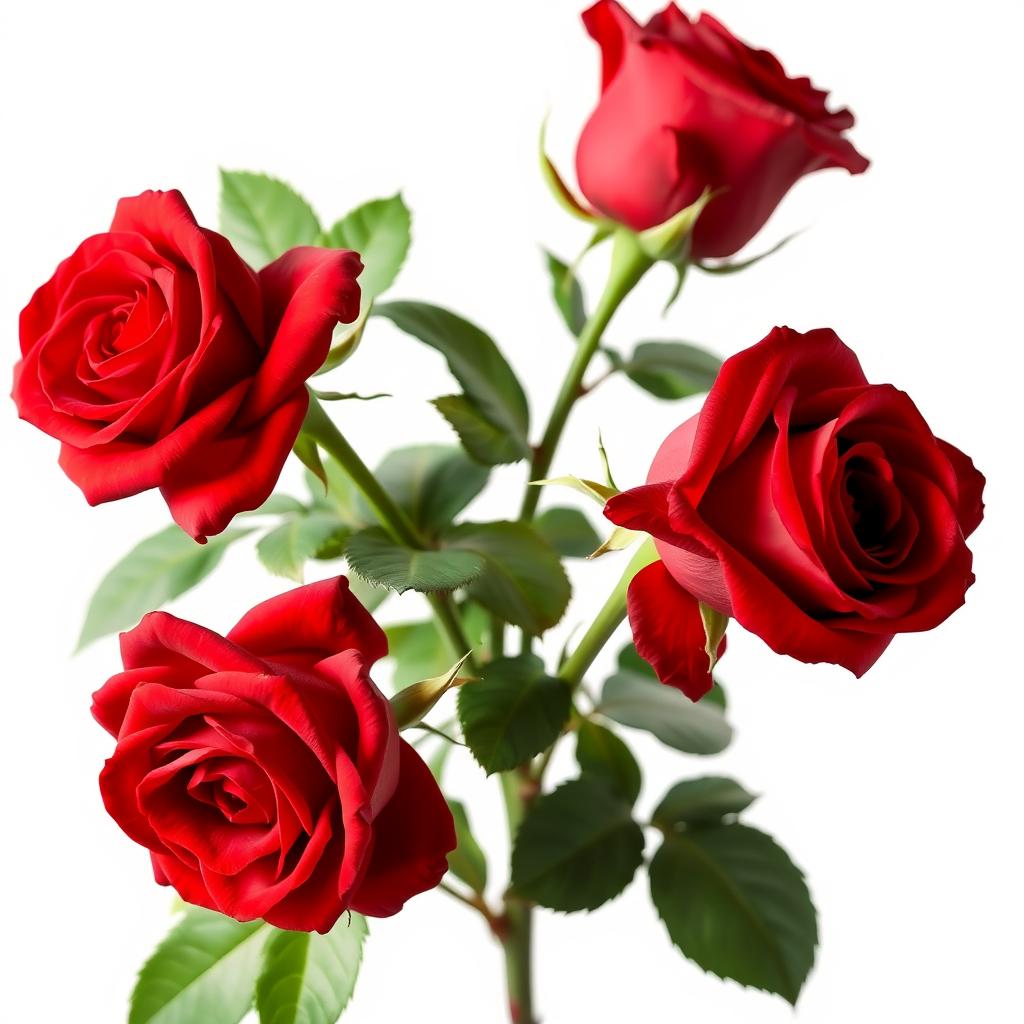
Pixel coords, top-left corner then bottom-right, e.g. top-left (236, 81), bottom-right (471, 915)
top-left (698, 602), bottom-right (730, 674)
top-left (540, 115), bottom-right (605, 224)
top-left (391, 652), bottom-right (474, 730)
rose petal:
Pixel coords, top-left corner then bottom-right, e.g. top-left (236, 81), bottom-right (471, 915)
top-left (349, 740), bottom-right (456, 917)
top-left (627, 560), bottom-right (722, 700)
top-left (227, 576), bottom-right (388, 670)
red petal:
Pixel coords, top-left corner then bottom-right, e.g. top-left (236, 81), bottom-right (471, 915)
top-left (348, 740), bottom-right (456, 917)
top-left (227, 577), bottom-right (388, 670)
top-left (937, 439), bottom-right (985, 539)
top-left (120, 610), bottom-right (266, 675)
top-left (626, 560), bottom-right (723, 701)
top-left (159, 389), bottom-right (308, 541)
top-left (240, 247), bottom-right (362, 424)
top-left (581, 0), bottom-right (640, 90)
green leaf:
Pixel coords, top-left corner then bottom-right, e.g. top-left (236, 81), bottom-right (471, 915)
top-left (322, 194), bottom-right (411, 303)
top-left (79, 526), bottom-right (251, 649)
top-left (374, 301), bottom-right (530, 462)
top-left (599, 660), bottom-right (732, 756)
top-left (649, 824), bottom-right (817, 1004)
top-left (511, 777), bottom-right (645, 912)
top-left (447, 799), bottom-right (488, 894)
top-left (365, 445), bottom-right (489, 536)
top-left (458, 654), bottom-right (571, 774)
top-left (535, 506), bottom-right (601, 559)
top-left (442, 521), bottom-right (570, 634)
top-left (544, 251), bottom-right (586, 336)
top-left (129, 908), bottom-right (266, 1024)
top-left (242, 494), bottom-right (307, 517)
top-left (219, 171), bottom-right (320, 268)
top-left (431, 394), bottom-right (530, 466)
top-left (618, 642), bottom-right (728, 709)
top-left (653, 777), bottom-right (757, 830)
top-left (255, 914), bottom-right (367, 1024)
top-left (256, 512), bottom-right (350, 582)
top-left (345, 527), bottom-right (484, 594)
top-left (623, 341), bottom-right (723, 401)
top-left (575, 720), bottom-right (641, 805)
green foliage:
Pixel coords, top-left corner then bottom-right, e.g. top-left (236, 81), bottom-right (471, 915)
top-left (345, 574), bottom-right (389, 613)
top-left (322, 194), bottom-right (411, 303)
top-left (244, 494), bottom-right (307, 517)
top-left (256, 512), bottom-right (350, 582)
top-left (599, 649), bottom-right (732, 755)
top-left (511, 777), bottom-right (645, 912)
top-left (652, 776), bottom-right (757, 830)
top-left (130, 906), bottom-right (368, 1024)
top-left (442, 521), bottom-right (570, 634)
top-left (307, 460), bottom-right (368, 528)
top-left (374, 301), bottom-right (530, 464)
top-left (447, 799), bottom-right (488, 894)
top-left (255, 915), bottom-right (367, 1024)
top-left (458, 654), bottom-right (572, 774)
top-left (535, 506), bottom-right (601, 558)
top-left (345, 527), bottom-right (484, 593)
top-left (599, 673), bottom-right (732, 755)
top-left (79, 526), bottom-right (251, 649)
top-left (622, 341), bottom-right (722, 401)
top-left (129, 908), bottom-right (266, 1024)
top-left (431, 394), bottom-right (530, 465)
top-left (544, 250), bottom-right (586, 336)
top-left (219, 171), bottom-right (320, 268)
top-left (366, 445), bottom-right (488, 537)
top-left (386, 604), bottom-right (489, 687)
top-left (618, 642), bottom-right (727, 708)
top-left (575, 720), bottom-right (641, 805)
top-left (649, 824), bottom-right (817, 1004)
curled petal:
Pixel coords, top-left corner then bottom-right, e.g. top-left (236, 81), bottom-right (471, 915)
top-left (626, 560), bottom-right (722, 700)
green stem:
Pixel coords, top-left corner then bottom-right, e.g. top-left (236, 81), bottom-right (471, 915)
top-left (559, 540), bottom-right (658, 689)
top-left (500, 772), bottom-right (537, 1024)
top-left (519, 230), bottom-right (652, 522)
top-left (302, 395), bottom-right (477, 668)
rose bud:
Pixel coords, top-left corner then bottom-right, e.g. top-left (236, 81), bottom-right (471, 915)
top-left (12, 190), bottom-right (362, 541)
top-left (575, 1), bottom-right (869, 259)
top-left (92, 577), bottom-right (456, 932)
top-left (605, 327), bottom-right (984, 697)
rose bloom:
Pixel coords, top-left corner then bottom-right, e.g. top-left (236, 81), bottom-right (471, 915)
top-left (575, 1), bottom-right (869, 259)
top-left (13, 190), bottom-right (361, 541)
top-left (605, 327), bottom-right (984, 698)
top-left (92, 577), bottom-right (455, 932)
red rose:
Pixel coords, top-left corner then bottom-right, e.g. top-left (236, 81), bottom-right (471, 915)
top-left (12, 190), bottom-right (361, 541)
top-left (575, 1), bottom-right (869, 259)
top-left (92, 577), bottom-right (455, 932)
top-left (605, 327), bottom-right (984, 696)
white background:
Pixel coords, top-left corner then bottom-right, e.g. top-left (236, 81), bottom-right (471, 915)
top-left (1, 1), bottom-right (1021, 1021)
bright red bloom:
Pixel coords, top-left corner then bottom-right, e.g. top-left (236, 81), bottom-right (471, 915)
top-left (606, 327), bottom-right (984, 695)
top-left (575, 2), bottom-right (869, 259)
top-left (13, 190), bottom-right (362, 541)
top-left (92, 577), bottom-right (455, 932)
